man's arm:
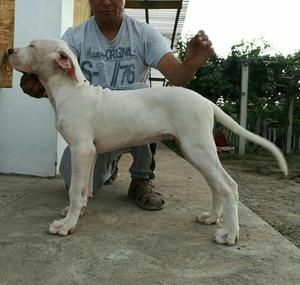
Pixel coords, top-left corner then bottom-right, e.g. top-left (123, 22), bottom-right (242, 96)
top-left (158, 30), bottom-right (214, 86)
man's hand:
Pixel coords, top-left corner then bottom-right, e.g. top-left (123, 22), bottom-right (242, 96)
top-left (158, 30), bottom-right (214, 86)
top-left (184, 30), bottom-right (214, 70)
top-left (20, 73), bottom-right (47, 98)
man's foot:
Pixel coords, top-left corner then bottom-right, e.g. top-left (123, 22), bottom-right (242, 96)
top-left (128, 179), bottom-right (165, 210)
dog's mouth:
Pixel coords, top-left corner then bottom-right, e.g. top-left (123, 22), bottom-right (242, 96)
top-left (11, 64), bottom-right (25, 73)
top-left (13, 65), bottom-right (27, 73)
top-left (8, 56), bottom-right (29, 73)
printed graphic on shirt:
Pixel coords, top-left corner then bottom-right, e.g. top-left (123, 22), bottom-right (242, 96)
top-left (80, 45), bottom-right (138, 89)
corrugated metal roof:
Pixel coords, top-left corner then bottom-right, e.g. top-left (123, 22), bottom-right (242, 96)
top-left (125, 0), bottom-right (190, 86)
top-left (125, 0), bottom-right (189, 50)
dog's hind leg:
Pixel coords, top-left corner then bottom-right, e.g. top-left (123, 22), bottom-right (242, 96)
top-left (49, 142), bottom-right (96, 236)
top-left (179, 137), bottom-right (239, 245)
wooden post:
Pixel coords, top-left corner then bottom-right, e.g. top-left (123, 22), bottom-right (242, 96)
top-left (286, 95), bottom-right (294, 154)
top-left (239, 62), bottom-right (249, 155)
top-left (0, 0), bottom-right (15, 88)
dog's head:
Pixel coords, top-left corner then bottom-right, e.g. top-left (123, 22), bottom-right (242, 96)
top-left (8, 39), bottom-right (82, 83)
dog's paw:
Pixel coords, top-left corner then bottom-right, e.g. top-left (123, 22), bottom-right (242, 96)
top-left (48, 218), bottom-right (76, 236)
top-left (213, 228), bottom-right (239, 246)
top-left (196, 212), bottom-right (219, 225)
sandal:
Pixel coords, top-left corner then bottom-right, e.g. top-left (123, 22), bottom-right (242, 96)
top-left (128, 179), bottom-right (165, 211)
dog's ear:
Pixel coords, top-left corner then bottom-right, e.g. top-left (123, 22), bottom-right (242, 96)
top-left (55, 49), bottom-right (79, 83)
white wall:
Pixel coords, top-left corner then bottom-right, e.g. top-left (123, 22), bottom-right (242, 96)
top-left (0, 0), bottom-right (73, 176)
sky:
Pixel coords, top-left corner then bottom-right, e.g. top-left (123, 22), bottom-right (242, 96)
top-left (182, 0), bottom-right (300, 57)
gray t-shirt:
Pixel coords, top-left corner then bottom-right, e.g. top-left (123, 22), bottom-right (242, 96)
top-left (62, 14), bottom-right (171, 90)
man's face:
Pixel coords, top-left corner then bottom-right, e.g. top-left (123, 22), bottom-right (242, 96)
top-left (89, 0), bottom-right (126, 20)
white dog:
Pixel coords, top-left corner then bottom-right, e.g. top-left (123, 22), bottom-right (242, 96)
top-left (8, 39), bottom-right (288, 245)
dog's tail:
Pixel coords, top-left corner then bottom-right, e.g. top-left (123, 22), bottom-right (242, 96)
top-left (212, 104), bottom-right (288, 176)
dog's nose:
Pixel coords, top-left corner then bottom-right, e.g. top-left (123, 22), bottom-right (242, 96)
top-left (7, 48), bottom-right (14, 56)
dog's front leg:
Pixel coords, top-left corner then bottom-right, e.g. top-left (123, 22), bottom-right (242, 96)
top-left (49, 143), bottom-right (96, 236)
top-left (60, 151), bottom-right (96, 217)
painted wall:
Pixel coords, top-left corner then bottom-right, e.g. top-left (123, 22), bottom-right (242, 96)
top-left (0, 0), bottom-right (73, 176)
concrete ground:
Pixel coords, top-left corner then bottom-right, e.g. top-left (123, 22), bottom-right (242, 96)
top-left (0, 144), bottom-right (299, 285)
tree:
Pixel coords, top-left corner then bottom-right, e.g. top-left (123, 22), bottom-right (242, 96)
top-left (174, 37), bottom-right (300, 152)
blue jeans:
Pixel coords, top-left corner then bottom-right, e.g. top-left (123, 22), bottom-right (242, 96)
top-left (59, 144), bottom-right (155, 192)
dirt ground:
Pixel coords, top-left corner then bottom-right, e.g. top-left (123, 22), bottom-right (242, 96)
top-left (221, 153), bottom-right (300, 248)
